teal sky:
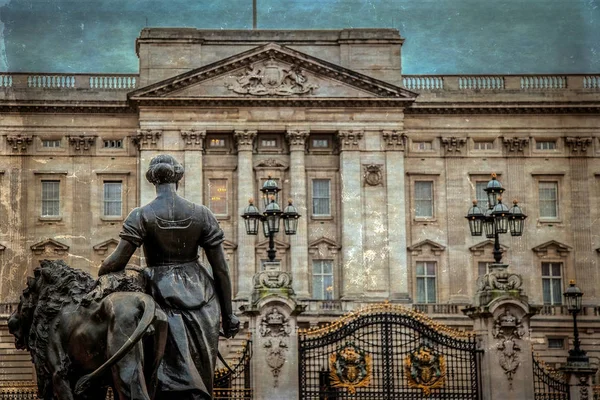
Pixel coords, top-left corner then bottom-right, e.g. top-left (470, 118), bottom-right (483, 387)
top-left (0, 0), bottom-right (598, 74)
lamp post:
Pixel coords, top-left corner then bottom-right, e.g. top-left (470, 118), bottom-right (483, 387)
top-left (242, 176), bottom-right (300, 263)
top-left (465, 173), bottom-right (527, 263)
top-left (563, 280), bottom-right (588, 365)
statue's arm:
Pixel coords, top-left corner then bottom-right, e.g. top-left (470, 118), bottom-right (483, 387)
top-left (204, 244), bottom-right (240, 338)
top-left (98, 239), bottom-right (137, 276)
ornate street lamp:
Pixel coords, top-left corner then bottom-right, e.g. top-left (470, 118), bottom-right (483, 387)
top-left (242, 177), bottom-right (300, 262)
top-left (465, 174), bottom-right (527, 264)
top-left (563, 281), bottom-right (588, 364)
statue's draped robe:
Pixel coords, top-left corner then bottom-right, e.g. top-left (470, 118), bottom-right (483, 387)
top-left (120, 201), bottom-right (224, 400)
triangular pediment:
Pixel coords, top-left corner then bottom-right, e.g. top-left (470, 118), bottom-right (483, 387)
top-left (469, 240), bottom-right (509, 256)
top-left (31, 238), bottom-right (70, 256)
top-left (256, 238), bottom-right (290, 250)
top-left (0, 243), bottom-right (5, 252)
top-left (129, 43), bottom-right (417, 106)
top-left (532, 240), bottom-right (572, 257)
top-left (308, 237), bottom-right (341, 259)
top-left (93, 238), bottom-right (119, 255)
top-left (408, 239), bottom-right (446, 256)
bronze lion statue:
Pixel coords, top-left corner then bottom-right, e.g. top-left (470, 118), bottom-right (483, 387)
top-left (7, 260), bottom-right (168, 400)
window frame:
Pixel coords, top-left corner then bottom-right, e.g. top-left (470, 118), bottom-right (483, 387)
top-left (94, 171), bottom-right (130, 222)
top-left (205, 134), bottom-right (232, 154)
top-left (208, 178), bottom-right (229, 217)
top-left (538, 181), bottom-right (559, 220)
top-left (41, 180), bottom-right (61, 218)
top-left (35, 171), bottom-right (67, 222)
top-left (312, 259), bottom-right (334, 300)
top-left (473, 140), bottom-right (494, 151)
top-left (308, 134), bottom-right (334, 153)
top-left (415, 261), bottom-right (437, 304)
top-left (541, 261), bottom-right (563, 306)
top-left (311, 178), bottom-right (331, 217)
top-left (103, 181), bottom-right (123, 218)
top-left (414, 180), bottom-right (435, 220)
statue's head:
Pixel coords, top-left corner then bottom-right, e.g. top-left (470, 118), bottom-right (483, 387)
top-left (146, 154), bottom-right (185, 186)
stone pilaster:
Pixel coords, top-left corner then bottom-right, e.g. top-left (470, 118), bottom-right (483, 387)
top-left (285, 129), bottom-right (310, 298)
top-left (337, 130), bottom-right (364, 298)
top-left (235, 130), bottom-right (257, 299)
top-left (382, 130), bottom-right (409, 300)
top-left (181, 130), bottom-right (206, 205)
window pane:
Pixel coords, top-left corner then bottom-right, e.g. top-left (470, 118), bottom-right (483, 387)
top-left (312, 260), bottom-right (334, 300)
top-left (552, 279), bottom-right (562, 305)
top-left (416, 262), bottom-right (424, 276)
top-left (312, 179), bottom-right (330, 215)
top-left (542, 263), bottom-right (550, 276)
top-left (426, 278), bottom-right (436, 303)
top-left (103, 182), bottom-right (122, 216)
top-left (542, 279), bottom-right (552, 304)
top-left (478, 262), bottom-right (490, 276)
top-left (551, 263), bottom-right (561, 277)
top-left (416, 278), bottom-right (426, 304)
top-left (475, 181), bottom-right (488, 209)
top-left (209, 179), bottom-right (228, 215)
top-left (426, 262), bottom-right (435, 276)
top-left (41, 181), bottom-right (60, 216)
top-left (312, 275), bottom-right (324, 299)
top-left (539, 182), bottom-right (558, 218)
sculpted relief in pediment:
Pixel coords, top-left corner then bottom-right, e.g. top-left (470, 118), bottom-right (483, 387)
top-left (226, 59), bottom-right (318, 96)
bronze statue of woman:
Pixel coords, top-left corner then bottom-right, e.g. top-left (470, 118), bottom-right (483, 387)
top-left (99, 154), bottom-right (240, 400)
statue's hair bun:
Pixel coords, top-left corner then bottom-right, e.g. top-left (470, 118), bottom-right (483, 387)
top-left (146, 155), bottom-right (184, 185)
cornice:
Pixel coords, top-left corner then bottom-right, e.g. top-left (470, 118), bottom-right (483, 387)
top-left (406, 102), bottom-right (600, 115)
top-left (128, 97), bottom-right (413, 108)
top-left (0, 101), bottom-right (134, 114)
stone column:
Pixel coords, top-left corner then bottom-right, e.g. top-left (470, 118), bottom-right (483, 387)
top-left (235, 130), bottom-right (257, 299)
top-left (285, 129), bottom-right (310, 298)
top-left (337, 130), bottom-right (364, 298)
top-left (562, 367), bottom-right (598, 400)
top-left (180, 130), bottom-right (206, 205)
top-left (382, 130), bottom-right (409, 301)
top-left (136, 129), bottom-right (163, 207)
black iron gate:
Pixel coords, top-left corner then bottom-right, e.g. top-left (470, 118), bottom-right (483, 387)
top-left (299, 304), bottom-right (481, 399)
top-left (533, 354), bottom-right (570, 400)
top-left (213, 338), bottom-right (253, 400)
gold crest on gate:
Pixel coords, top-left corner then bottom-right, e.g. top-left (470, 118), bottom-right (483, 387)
top-left (404, 345), bottom-right (447, 396)
top-left (329, 343), bottom-right (372, 394)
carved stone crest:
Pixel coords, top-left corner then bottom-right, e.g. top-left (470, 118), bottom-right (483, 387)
top-left (259, 307), bottom-right (291, 337)
top-left (226, 59), bottom-right (318, 96)
top-left (329, 343), bottom-right (372, 394)
top-left (264, 339), bottom-right (288, 387)
top-left (493, 309), bottom-right (525, 388)
top-left (363, 164), bottom-right (383, 187)
top-left (404, 345), bottom-right (446, 395)
top-left (476, 264), bottom-right (523, 292)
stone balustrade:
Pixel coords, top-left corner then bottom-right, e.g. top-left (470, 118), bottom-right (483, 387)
top-left (0, 73), bottom-right (138, 90)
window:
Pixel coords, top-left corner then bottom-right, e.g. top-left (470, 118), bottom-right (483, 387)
top-left (312, 179), bottom-right (331, 216)
top-left (474, 141), bottom-right (494, 150)
top-left (414, 181), bottom-right (434, 218)
top-left (416, 261), bottom-right (436, 304)
top-left (103, 181), bottom-right (122, 216)
top-left (261, 139), bottom-right (277, 148)
top-left (103, 139), bottom-right (123, 148)
top-left (42, 139), bottom-right (61, 148)
top-left (539, 181), bottom-right (558, 218)
top-left (312, 138), bottom-right (329, 148)
top-left (413, 141), bottom-right (432, 151)
top-left (312, 260), bottom-right (334, 300)
top-left (542, 262), bottom-right (563, 305)
top-left (475, 181), bottom-right (488, 209)
top-left (208, 179), bottom-right (228, 216)
top-left (41, 180), bottom-right (60, 216)
top-left (209, 138), bottom-right (226, 148)
top-left (547, 338), bottom-right (565, 349)
top-left (478, 261), bottom-right (493, 276)
top-left (536, 140), bottom-right (557, 150)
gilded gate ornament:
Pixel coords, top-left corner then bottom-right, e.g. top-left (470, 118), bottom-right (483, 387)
top-left (329, 343), bottom-right (372, 394)
top-left (404, 345), bottom-right (447, 396)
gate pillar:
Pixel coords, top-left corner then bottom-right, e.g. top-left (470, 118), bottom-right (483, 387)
top-left (240, 266), bottom-right (305, 400)
top-left (561, 362), bottom-right (598, 400)
top-left (464, 263), bottom-right (539, 400)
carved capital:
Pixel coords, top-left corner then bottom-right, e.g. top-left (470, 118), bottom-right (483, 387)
top-left (441, 137), bottom-right (466, 154)
top-left (6, 134), bottom-right (33, 152)
top-left (337, 130), bottom-right (363, 151)
top-left (285, 129), bottom-right (309, 150)
top-left (134, 129), bottom-right (162, 150)
top-left (68, 135), bottom-right (96, 151)
top-left (503, 137), bottom-right (529, 153)
top-left (234, 130), bottom-right (257, 151)
top-left (566, 137), bottom-right (592, 153)
top-left (180, 129), bottom-right (206, 149)
top-left (381, 130), bottom-right (406, 151)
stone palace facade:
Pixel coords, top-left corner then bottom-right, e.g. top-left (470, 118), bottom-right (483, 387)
top-left (0, 28), bottom-right (599, 388)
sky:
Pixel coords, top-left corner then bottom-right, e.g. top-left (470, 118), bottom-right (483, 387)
top-left (0, 0), bottom-right (598, 74)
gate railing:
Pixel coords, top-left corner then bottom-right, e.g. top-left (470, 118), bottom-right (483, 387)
top-left (533, 353), bottom-right (570, 400)
top-left (298, 302), bottom-right (481, 399)
top-left (214, 338), bottom-right (253, 400)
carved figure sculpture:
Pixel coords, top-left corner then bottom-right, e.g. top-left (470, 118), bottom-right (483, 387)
top-left (8, 260), bottom-right (168, 400)
top-left (98, 154), bottom-right (240, 400)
